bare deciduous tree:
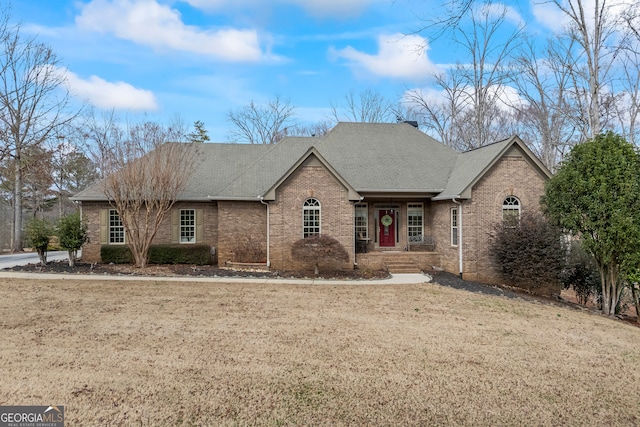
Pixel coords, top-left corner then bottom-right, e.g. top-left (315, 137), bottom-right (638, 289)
top-left (405, 66), bottom-right (469, 149)
top-left (0, 15), bottom-right (76, 251)
top-left (510, 39), bottom-right (580, 170)
top-left (100, 121), bottom-right (199, 268)
top-left (227, 95), bottom-right (296, 144)
top-left (407, 3), bottom-right (522, 150)
top-left (551, 0), bottom-right (624, 139)
top-left (330, 89), bottom-right (395, 123)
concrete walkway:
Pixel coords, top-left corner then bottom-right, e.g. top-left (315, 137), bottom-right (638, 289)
top-left (0, 271), bottom-right (432, 285)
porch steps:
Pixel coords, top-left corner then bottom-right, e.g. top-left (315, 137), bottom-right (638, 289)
top-left (383, 257), bottom-right (422, 274)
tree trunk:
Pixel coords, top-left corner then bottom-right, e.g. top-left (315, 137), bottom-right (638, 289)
top-left (68, 249), bottom-right (76, 267)
top-left (37, 248), bottom-right (47, 265)
top-left (12, 157), bottom-right (22, 252)
top-left (631, 284), bottom-right (640, 323)
top-left (600, 263), bottom-right (621, 316)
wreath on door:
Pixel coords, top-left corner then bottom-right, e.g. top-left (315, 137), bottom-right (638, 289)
top-left (381, 214), bottom-right (393, 226)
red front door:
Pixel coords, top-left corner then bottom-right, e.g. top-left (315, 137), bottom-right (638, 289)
top-left (379, 209), bottom-right (396, 247)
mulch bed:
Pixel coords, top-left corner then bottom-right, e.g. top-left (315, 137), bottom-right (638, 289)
top-left (2, 261), bottom-right (390, 281)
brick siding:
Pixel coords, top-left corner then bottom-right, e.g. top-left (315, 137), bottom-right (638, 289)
top-left (431, 154), bottom-right (547, 282)
top-left (269, 160), bottom-right (354, 270)
top-left (217, 201), bottom-right (267, 264)
top-left (80, 201), bottom-right (218, 263)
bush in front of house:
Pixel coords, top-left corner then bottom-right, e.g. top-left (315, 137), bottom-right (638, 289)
top-left (489, 212), bottom-right (567, 296)
top-left (101, 245), bottom-right (135, 264)
top-left (101, 244), bottom-right (212, 265)
top-left (291, 234), bottom-right (349, 275)
top-left (148, 244), bottom-right (212, 265)
top-left (57, 213), bottom-right (88, 267)
top-left (560, 241), bottom-right (600, 306)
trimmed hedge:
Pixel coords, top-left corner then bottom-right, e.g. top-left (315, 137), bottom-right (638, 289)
top-left (148, 244), bottom-right (212, 265)
top-left (100, 244), bottom-right (212, 265)
top-left (101, 245), bottom-right (135, 264)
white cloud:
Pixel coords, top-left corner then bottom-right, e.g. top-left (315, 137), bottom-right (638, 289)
top-left (531, 1), bottom-right (571, 32)
top-left (183, 0), bottom-right (377, 17)
top-left (76, 0), bottom-right (265, 61)
top-left (61, 68), bottom-right (158, 110)
top-left (332, 33), bottom-right (437, 80)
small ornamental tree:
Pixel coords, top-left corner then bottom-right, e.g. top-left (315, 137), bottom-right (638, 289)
top-left (25, 218), bottom-right (54, 265)
top-left (542, 132), bottom-right (640, 316)
top-left (291, 234), bottom-right (349, 275)
top-left (489, 211), bottom-right (567, 295)
top-left (57, 213), bottom-right (88, 267)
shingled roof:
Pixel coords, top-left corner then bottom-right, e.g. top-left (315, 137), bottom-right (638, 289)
top-left (71, 122), bottom-right (550, 202)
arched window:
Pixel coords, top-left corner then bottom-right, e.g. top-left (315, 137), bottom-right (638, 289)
top-left (502, 196), bottom-right (521, 224)
top-left (303, 198), bottom-right (321, 237)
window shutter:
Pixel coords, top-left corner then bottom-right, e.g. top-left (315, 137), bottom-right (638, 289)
top-left (99, 209), bottom-right (108, 244)
top-left (171, 209), bottom-right (179, 243)
top-left (195, 209), bottom-right (203, 243)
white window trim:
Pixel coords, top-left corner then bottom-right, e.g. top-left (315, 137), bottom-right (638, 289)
top-left (502, 196), bottom-right (521, 224)
top-left (407, 203), bottom-right (424, 239)
top-left (355, 203), bottom-right (368, 239)
top-left (180, 209), bottom-right (196, 244)
top-left (109, 209), bottom-right (125, 245)
top-left (303, 198), bottom-right (321, 238)
top-left (450, 207), bottom-right (458, 247)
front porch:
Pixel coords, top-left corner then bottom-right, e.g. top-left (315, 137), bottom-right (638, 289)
top-left (355, 249), bottom-right (442, 274)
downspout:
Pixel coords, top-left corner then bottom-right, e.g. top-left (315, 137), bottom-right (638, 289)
top-left (259, 196), bottom-right (271, 267)
top-left (452, 196), bottom-right (463, 279)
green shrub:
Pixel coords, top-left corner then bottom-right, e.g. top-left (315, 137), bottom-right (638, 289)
top-left (560, 241), bottom-right (600, 305)
top-left (148, 244), bottom-right (212, 265)
top-left (101, 244), bottom-right (212, 265)
top-left (101, 245), bottom-right (135, 264)
top-left (25, 218), bottom-right (54, 264)
top-left (57, 213), bottom-right (88, 267)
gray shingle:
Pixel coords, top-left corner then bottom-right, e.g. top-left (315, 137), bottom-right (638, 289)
top-left (72, 124), bottom-right (541, 203)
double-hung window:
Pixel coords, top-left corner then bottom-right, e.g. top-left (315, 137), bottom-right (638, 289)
top-left (180, 209), bottom-right (196, 243)
top-left (303, 198), bottom-right (321, 238)
top-left (109, 209), bottom-right (125, 244)
top-left (407, 203), bottom-right (424, 239)
top-left (451, 207), bottom-right (458, 246)
top-left (354, 203), bottom-right (368, 238)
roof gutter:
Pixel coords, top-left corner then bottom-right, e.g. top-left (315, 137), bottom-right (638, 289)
top-left (259, 196), bottom-right (271, 268)
top-left (452, 195), bottom-right (463, 279)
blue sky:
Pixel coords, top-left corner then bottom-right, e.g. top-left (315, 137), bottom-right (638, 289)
top-left (13, 0), bottom-right (554, 141)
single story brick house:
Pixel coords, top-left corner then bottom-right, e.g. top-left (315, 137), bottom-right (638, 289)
top-left (72, 122), bottom-right (551, 283)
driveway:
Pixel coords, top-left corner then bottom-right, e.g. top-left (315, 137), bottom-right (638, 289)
top-left (0, 251), bottom-right (74, 269)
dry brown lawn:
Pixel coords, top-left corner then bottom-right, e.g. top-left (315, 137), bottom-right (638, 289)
top-left (1, 278), bottom-right (639, 426)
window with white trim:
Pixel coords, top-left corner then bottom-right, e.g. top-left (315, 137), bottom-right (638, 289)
top-left (180, 209), bottom-right (195, 243)
top-left (502, 196), bottom-right (521, 224)
top-left (354, 203), bottom-right (368, 238)
top-left (451, 207), bottom-right (458, 246)
top-left (303, 198), bottom-right (321, 238)
top-left (109, 209), bottom-right (125, 244)
top-left (407, 203), bottom-right (424, 239)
